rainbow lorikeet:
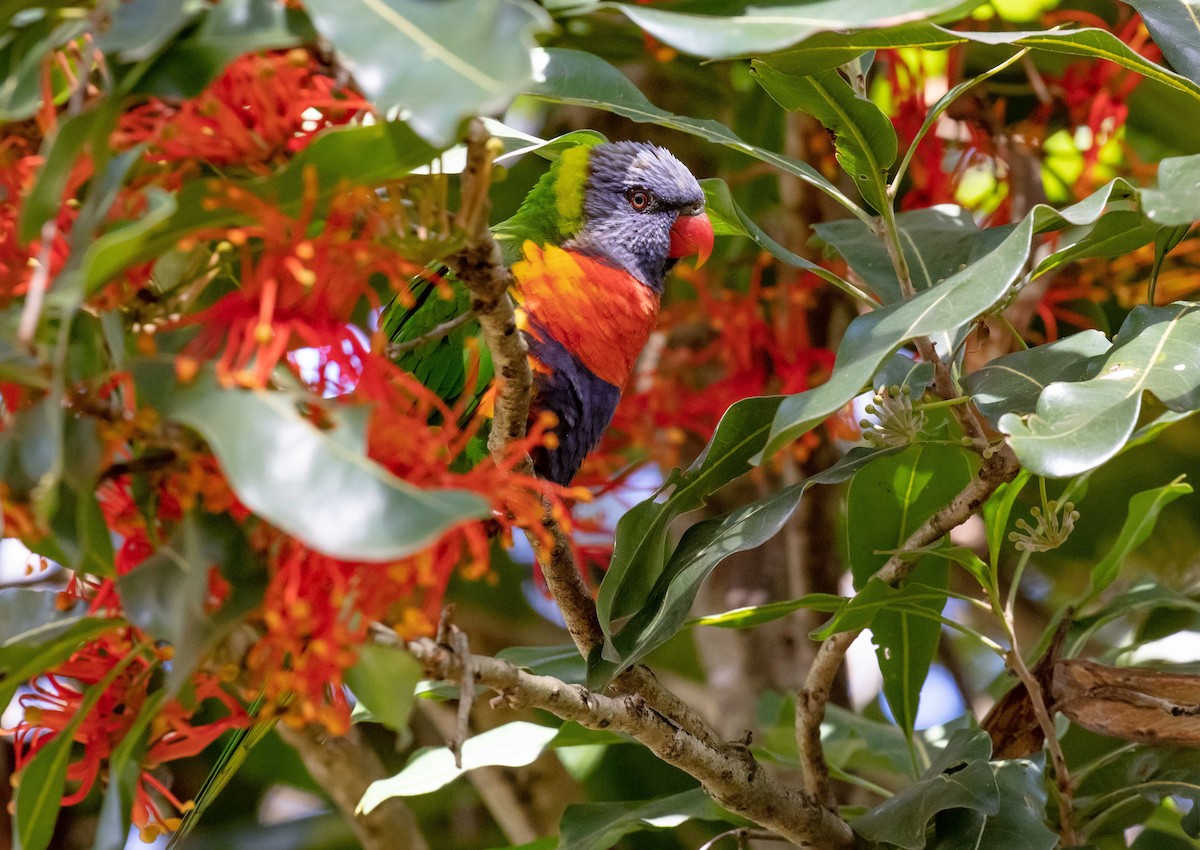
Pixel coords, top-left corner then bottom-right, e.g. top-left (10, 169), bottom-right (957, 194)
top-left (390, 141), bottom-right (713, 485)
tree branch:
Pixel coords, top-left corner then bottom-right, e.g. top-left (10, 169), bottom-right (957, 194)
top-left (404, 636), bottom-right (856, 850)
top-left (276, 722), bottom-right (429, 850)
top-left (797, 445), bottom-right (1020, 803)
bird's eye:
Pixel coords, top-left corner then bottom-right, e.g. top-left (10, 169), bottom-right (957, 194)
top-left (626, 189), bottom-right (652, 211)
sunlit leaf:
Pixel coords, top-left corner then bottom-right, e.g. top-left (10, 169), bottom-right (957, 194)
top-left (304, 0), bottom-right (550, 144)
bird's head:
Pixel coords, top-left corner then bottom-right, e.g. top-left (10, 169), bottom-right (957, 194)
top-left (564, 141), bottom-right (713, 292)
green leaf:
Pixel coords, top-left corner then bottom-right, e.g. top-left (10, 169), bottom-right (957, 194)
top-left (118, 511), bottom-right (265, 694)
top-left (613, 0), bottom-right (982, 60)
top-left (0, 14), bottom-right (86, 121)
top-left (761, 216), bottom-right (1035, 460)
top-left (1149, 224), bottom-right (1191, 305)
top-left (134, 360), bottom-right (489, 561)
top-left (983, 470), bottom-right (1031, 577)
top-left (932, 758), bottom-right (1057, 850)
top-left (93, 693), bottom-right (164, 850)
top-left (1120, 0), bottom-right (1200, 84)
top-left (531, 48), bottom-right (866, 218)
top-left (1141, 154), bottom-right (1200, 225)
top-left (853, 729), bottom-right (1000, 849)
top-left (962, 330), bottom-right (1112, 427)
top-left (815, 580), bottom-right (966, 638)
top-left (765, 24), bottom-right (963, 75)
top-left (844, 444), bottom-right (976, 737)
top-left (761, 177), bottom-right (1152, 462)
top-left (496, 644), bottom-right (586, 685)
top-left (0, 602), bottom-right (120, 712)
top-left (597, 396), bottom-right (781, 647)
top-left (95, 0), bottom-right (206, 61)
top-left (14, 648), bottom-right (141, 850)
top-left (591, 447), bottom-right (891, 689)
top-left (1000, 303), bottom-right (1200, 477)
top-left (813, 206), bottom-right (1013, 304)
top-left (13, 724), bottom-right (73, 850)
top-left (359, 721), bottom-right (559, 808)
top-left (303, 0), bottom-right (550, 145)
top-left (1090, 476), bottom-right (1192, 593)
top-left (344, 644), bottom-right (423, 733)
top-left (20, 103), bottom-right (118, 243)
top-left (701, 177), bottom-right (863, 297)
top-left (690, 594), bottom-right (845, 629)
top-left (133, 0), bottom-right (310, 98)
top-left (557, 788), bottom-right (731, 850)
top-left (1035, 209), bottom-right (1160, 276)
top-left (751, 63), bottom-right (897, 211)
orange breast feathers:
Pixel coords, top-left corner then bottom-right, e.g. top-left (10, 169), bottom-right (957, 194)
top-left (511, 241), bottom-right (661, 388)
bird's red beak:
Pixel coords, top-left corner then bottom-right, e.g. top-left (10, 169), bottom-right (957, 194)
top-left (669, 210), bottom-right (714, 268)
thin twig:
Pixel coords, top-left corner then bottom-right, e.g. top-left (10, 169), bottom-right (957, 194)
top-left (797, 446), bottom-right (1020, 803)
top-left (402, 636), bottom-right (856, 849)
top-left (386, 310), bottom-right (473, 356)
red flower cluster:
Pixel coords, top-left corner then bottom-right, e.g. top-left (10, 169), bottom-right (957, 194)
top-left (113, 50), bottom-right (368, 174)
top-left (176, 171), bottom-right (417, 389)
top-left (8, 588), bottom-right (246, 842)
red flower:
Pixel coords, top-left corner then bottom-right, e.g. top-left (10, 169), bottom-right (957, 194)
top-left (113, 50), bottom-right (368, 173)
top-left (7, 626), bottom-right (246, 841)
top-left (177, 172), bottom-right (417, 389)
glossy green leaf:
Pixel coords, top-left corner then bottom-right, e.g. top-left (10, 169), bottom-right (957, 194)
top-left (496, 644), bottom-right (586, 686)
top-left (845, 444), bottom-right (976, 737)
top-left (1000, 303), bottom-right (1200, 477)
top-left (303, 0), bottom-right (550, 145)
top-left (359, 721), bottom-right (559, 808)
top-left (613, 0), bottom-right (981, 60)
top-left (597, 396), bottom-right (781, 649)
top-left (93, 693), bottom-right (163, 850)
top-left (962, 330), bottom-right (1111, 426)
top-left (1150, 224), bottom-right (1192, 305)
top-left (20, 103), bottom-right (118, 242)
top-left (0, 602), bottom-right (120, 711)
top-left (761, 176), bottom-right (1152, 461)
top-left (690, 594), bottom-right (845, 629)
top-left (1036, 209), bottom-right (1160, 276)
top-left (134, 361), bottom-right (489, 561)
top-left (766, 24), bottom-right (963, 75)
top-left (557, 788), bottom-right (731, 850)
top-left (932, 758), bottom-right (1057, 850)
top-left (133, 0), bottom-right (310, 98)
top-left (1090, 476), bottom-right (1192, 593)
top-left (1117, 0), bottom-right (1200, 84)
top-left (14, 649), bottom-right (139, 850)
top-left (118, 511), bottom-right (265, 693)
top-left (344, 644), bottom-right (423, 733)
top-left (814, 579), bottom-right (963, 638)
top-left (813, 206), bottom-right (1013, 304)
top-left (531, 48), bottom-right (865, 218)
top-left (853, 729), bottom-right (1000, 848)
top-left (752, 63), bottom-right (897, 211)
top-left (1141, 154), bottom-right (1200, 225)
top-left (95, 0), bottom-right (206, 61)
top-left (591, 447), bottom-right (889, 689)
top-left (14, 724), bottom-right (73, 850)
top-left (701, 177), bottom-right (863, 297)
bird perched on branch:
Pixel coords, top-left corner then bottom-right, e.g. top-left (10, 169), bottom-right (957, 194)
top-left (389, 140), bottom-right (713, 485)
